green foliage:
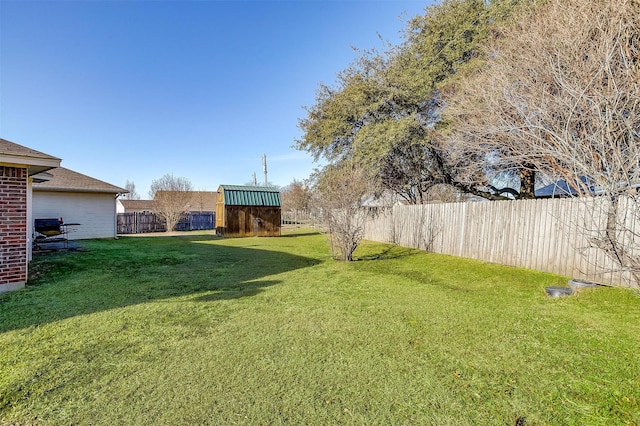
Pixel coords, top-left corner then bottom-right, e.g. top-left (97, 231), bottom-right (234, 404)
top-left (297, 0), bottom-right (527, 203)
top-left (396, 0), bottom-right (489, 97)
top-left (1, 233), bottom-right (639, 424)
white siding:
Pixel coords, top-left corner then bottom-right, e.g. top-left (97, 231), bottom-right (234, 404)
top-left (32, 191), bottom-right (117, 240)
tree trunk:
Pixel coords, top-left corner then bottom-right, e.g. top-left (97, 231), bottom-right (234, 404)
top-left (519, 167), bottom-right (536, 199)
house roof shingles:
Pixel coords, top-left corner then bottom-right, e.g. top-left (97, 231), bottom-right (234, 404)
top-left (33, 167), bottom-right (127, 194)
top-left (0, 138), bottom-right (61, 161)
top-left (152, 191), bottom-right (217, 211)
top-left (186, 191), bottom-right (217, 211)
top-left (120, 199), bottom-right (157, 211)
top-left (0, 138), bottom-right (61, 175)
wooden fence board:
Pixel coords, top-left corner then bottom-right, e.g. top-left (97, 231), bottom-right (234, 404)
top-left (117, 211), bottom-right (215, 234)
top-left (364, 197), bottom-right (640, 287)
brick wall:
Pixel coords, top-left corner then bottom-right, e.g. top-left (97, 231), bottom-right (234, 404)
top-left (0, 166), bottom-right (28, 289)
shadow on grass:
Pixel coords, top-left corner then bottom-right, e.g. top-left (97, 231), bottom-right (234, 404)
top-left (0, 235), bottom-right (320, 333)
top-left (280, 232), bottom-right (323, 238)
top-left (355, 245), bottom-right (419, 261)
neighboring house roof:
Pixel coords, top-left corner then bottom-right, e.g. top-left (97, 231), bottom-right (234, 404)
top-left (218, 185), bottom-right (281, 207)
top-left (120, 199), bottom-right (157, 211)
top-left (535, 176), bottom-right (597, 198)
top-left (33, 167), bottom-right (127, 194)
top-left (536, 181), bottom-right (581, 198)
top-left (187, 191), bottom-right (217, 211)
top-left (152, 191), bottom-right (217, 211)
top-left (536, 176), bottom-right (640, 198)
top-left (0, 138), bottom-right (61, 175)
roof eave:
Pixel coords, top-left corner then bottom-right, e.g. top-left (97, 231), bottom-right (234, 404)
top-left (33, 186), bottom-right (128, 194)
top-left (0, 154), bottom-right (61, 176)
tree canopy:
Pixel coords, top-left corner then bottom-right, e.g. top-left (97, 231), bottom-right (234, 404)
top-left (149, 174), bottom-right (194, 232)
top-left (296, 0), bottom-right (529, 203)
top-left (443, 0), bottom-right (640, 197)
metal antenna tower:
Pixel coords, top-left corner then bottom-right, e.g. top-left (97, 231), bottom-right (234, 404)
top-left (262, 154), bottom-right (268, 186)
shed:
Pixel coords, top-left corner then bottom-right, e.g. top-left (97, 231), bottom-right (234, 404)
top-left (216, 185), bottom-right (281, 237)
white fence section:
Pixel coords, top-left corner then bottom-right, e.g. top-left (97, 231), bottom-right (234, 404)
top-left (364, 198), bottom-right (639, 287)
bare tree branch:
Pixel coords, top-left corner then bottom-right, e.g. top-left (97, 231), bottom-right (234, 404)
top-left (443, 0), bottom-right (640, 286)
top-left (150, 174), bottom-right (194, 233)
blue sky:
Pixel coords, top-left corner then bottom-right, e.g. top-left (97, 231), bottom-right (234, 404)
top-left (1, 0), bottom-right (430, 197)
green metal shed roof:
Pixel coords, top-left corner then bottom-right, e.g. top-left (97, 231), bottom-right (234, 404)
top-left (218, 185), bottom-right (281, 207)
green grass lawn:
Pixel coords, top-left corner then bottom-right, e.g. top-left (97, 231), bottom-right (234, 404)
top-left (1, 230), bottom-right (639, 425)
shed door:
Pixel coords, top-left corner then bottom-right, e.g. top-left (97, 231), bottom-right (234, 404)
top-left (253, 218), bottom-right (262, 237)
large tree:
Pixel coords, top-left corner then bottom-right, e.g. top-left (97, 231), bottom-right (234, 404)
top-left (443, 0), bottom-right (640, 285)
top-left (297, 0), bottom-right (524, 203)
top-left (149, 174), bottom-right (194, 232)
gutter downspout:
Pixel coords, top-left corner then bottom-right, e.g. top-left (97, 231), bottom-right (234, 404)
top-left (114, 193), bottom-right (123, 238)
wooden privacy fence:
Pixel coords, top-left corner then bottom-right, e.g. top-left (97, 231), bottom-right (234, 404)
top-left (117, 211), bottom-right (215, 234)
top-left (118, 212), bottom-right (165, 234)
top-left (175, 211), bottom-right (215, 231)
top-left (364, 197), bottom-right (640, 287)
